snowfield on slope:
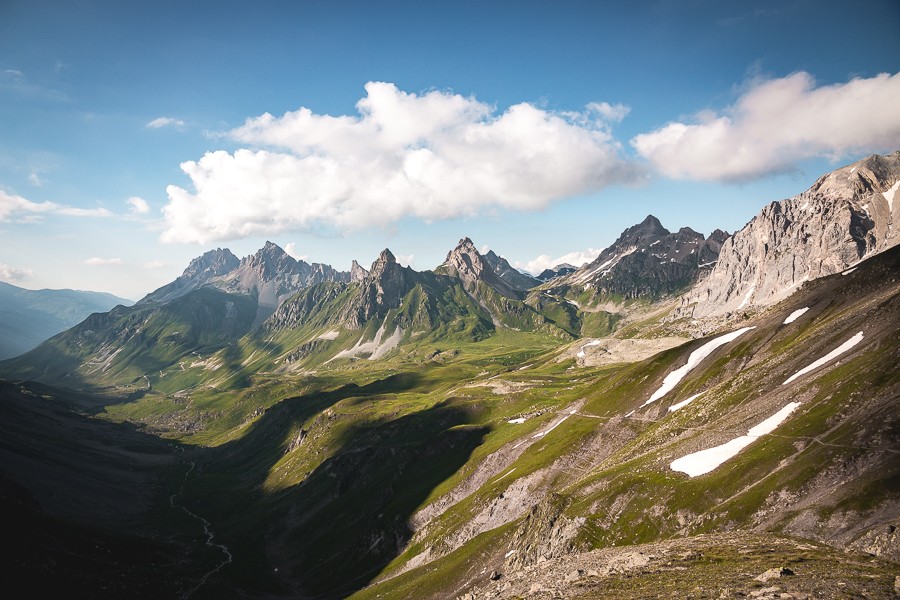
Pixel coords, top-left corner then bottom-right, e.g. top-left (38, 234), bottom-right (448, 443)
top-left (782, 307), bottom-right (809, 325)
top-left (783, 331), bottom-right (864, 384)
top-left (670, 402), bottom-right (801, 477)
top-left (643, 327), bottom-right (755, 407)
top-left (668, 392), bottom-right (704, 413)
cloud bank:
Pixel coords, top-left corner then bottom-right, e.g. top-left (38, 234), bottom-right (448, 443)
top-left (0, 262), bottom-right (33, 283)
top-left (632, 71), bottom-right (900, 181)
top-left (0, 190), bottom-right (111, 222)
top-left (161, 82), bottom-right (638, 243)
top-left (516, 247), bottom-right (603, 275)
top-left (84, 257), bottom-right (123, 266)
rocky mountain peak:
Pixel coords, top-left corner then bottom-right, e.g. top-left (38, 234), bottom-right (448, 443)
top-left (680, 150), bottom-right (900, 318)
top-left (370, 249), bottom-right (398, 276)
top-left (536, 263), bottom-right (577, 282)
top-left (556, 215), bottom-right (727, 300)
top-left (138, 247), bottom-right (241, 304)
top-left (350, 260), bottom-right (369, 283)
top-left (182, 248), bottom-right (240, 280)
top-left (244, 241), bottom-right (299, 280)
top-left (482, 249), bottom-right (540, 291)
top-left (444, 238), bottom-right (488, 280)
top-left (616, 214), bottom-right (670, 247)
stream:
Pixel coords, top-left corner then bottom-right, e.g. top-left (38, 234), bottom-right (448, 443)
top-left (170, 456), bottom-right (233, 599)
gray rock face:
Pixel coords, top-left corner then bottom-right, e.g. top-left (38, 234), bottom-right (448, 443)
top-left (481, 250), bottom-right (540, 291)
top-left (682, 151), bottom-right (900, 318)
top-left (139, 248), bottom-right (240, 304)
top-left (441, 238), bottom-right (520, 299)
top-left (341, 249), bottom-right (411, 328)
top-left (350, 259), bottom-right (369, 283)
top-left (557, 215), bottom-right (728, 300)
top-left (214, 242), bottom-right (350, 327)
top-left (536, 263), bottom-right (577, 282)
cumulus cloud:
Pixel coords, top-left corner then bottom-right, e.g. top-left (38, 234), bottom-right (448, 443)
top-left (126, 196), bottom-right (150, 214)
top-left (0, 262), bottom-right (33, 283)
top-left (143, 260), bottom-right (167, 269)
top-left (284, 243), bottom-right (308, 261)
top-left (147, 116), bottom-right (186, 129)
top-left (516, 247), bottom-right (603, 275)
top-left (587, 102), bottom-right (630, 122)
top-left (0, 190), bottom-right (111, 222)
top-left (396, 254), bottom-right (414, 268)
top-left (631, 71), bottom-right (900, 181)
top-left (161, 82), bottom-right (638, 243)
top-left (28, 171), bottom-right (45, 187)
top-left (84, 257), bottom-right (123, 266)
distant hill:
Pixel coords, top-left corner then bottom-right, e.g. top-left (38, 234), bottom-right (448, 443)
top-left (0, 282), bottom-right (132, 360)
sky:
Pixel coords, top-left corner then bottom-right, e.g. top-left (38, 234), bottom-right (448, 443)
top-left (1, 0), bottom-right (899, 300)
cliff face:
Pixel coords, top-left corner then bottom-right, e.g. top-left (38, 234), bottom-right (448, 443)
top-left (682, 151), bottom-right (900, 318)
top-left (555, 215), bottom-right (729, 300)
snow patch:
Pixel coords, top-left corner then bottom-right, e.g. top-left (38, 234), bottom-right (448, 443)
top-left (737, 283), bottom-right (756, 309)
top-left (670, 402), bottom-right (801, 477)
top-left (841, 267), bottom-right (857, 275)
top-left (507, 417), bottom-right (526, 424)
top-left (532, 415), bottom-right (569, 439)
top-left (643, 327), bottom-right (755, 406)
top-left (782, 307), bottom-right (809, 325)
top-left (668, 392), bottom-right (703, 413)
top-left (566, 299), bottom-right (581, 308)
top-left (317, 330), bottom-right (340, 340)
top-left (576, 339), bottom-right (602, 358)
top-left (783, 331), bottom-right (864, 385)
top-left (883, 179), bottom-right (900, 212)
top-left (327, 318), bottom-right (403, 362)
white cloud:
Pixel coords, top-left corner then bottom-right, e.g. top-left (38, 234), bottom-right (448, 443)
top-left (515, 247), bottom-right (603, 275)
top-left (0, 190), bottom-right (111, 222)
top-left (84, 257), bottom-right (123, 266)
top-left (143, 260), bottom-right (167, 269)
top-left (147, 116), bottom-right (186, 129)
top-left (632, 71), bottom-right (900, 181)
top-left (396, 253), bottom-right (414, 267)
top-left (126, 196), bottom-right (150, 214)
top-left (0, 262), bottom-right (32, 282)
top-left (161, 82), bottom-right (639, 243)
top-left (284, 242), bottom-right (308, 261)
top-left (587, 101), bottom-right (630, 122)
top-left (28, 171), bottom-right (45, 187)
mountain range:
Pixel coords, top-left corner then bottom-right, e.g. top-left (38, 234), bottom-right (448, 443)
top-left (0, 151), bottom-right (898, 599)
top-left (0, 282), bottom-right (131, 360)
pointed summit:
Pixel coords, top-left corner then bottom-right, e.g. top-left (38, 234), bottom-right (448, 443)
top-left (557, 215), bottom-right (725, 299)
top-left (350, 260), bottom-right (369, 283)
top-left (441, 237), bottom-right (519, 299)
top-left (482, 250), bottom-right (540, 291)
top-left (139, 248), bottom-right (240, 304)
top-left (341, 248), bottom-right (409, 328)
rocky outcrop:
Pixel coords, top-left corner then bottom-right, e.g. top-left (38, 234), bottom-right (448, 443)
top-left (681, 151), bottom-right (900, 318)
top-left (536, 263), bottom-right (577, 282)
top-left (214, 242), bottom-right (350, 326)
top-left (139, 248), bottom-right (239, 304)
top-left (350, 259), bottom-right (369, 283)
top-left (440, 238), bottom-right (520, 299)
top-left (341, 249), bottom-right (412, 329)
top-left (556, 215), bottom-right (728, 300)
top-left (481, 250), bottom-right (539, 291)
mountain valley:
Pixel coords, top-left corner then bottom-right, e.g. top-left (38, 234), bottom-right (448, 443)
top-left (1, 152), bottom-right (899, 599)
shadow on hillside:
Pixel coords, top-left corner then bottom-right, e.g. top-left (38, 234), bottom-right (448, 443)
top-left (181, 372), bottom-right (490, 599)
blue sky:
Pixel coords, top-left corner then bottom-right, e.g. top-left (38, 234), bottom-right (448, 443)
top-left (1, 0), bottom-right (899, 299)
